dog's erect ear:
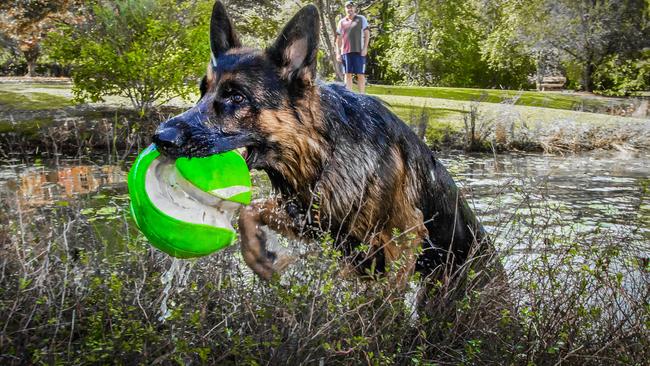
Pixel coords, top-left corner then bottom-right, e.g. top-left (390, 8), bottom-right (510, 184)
top-left (267, 4), bottom-right (320, 84)
top-left (210, 1), bottom-right (240, 63)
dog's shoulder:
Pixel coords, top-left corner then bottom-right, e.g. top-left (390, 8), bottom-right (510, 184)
top-left (317, 81), bottom-right (416, 142)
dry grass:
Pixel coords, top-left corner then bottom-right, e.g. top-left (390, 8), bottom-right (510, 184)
top-left (403, 97), bottom-right (650, 153)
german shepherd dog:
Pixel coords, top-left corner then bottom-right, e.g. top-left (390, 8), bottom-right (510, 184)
top-left (153, 1), bottom-right (489, 288)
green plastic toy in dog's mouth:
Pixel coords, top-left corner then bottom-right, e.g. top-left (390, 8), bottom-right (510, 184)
top-left (127, 144), bottom-right (251, 258)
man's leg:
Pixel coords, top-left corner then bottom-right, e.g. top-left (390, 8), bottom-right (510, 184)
top-left (345, 73), bottom-right (354, 90)
top-left (357, 74), bottom-right (366, 94)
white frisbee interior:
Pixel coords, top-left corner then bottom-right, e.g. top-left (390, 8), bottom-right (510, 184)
top-left (144, 157), bottom-right (239, 229)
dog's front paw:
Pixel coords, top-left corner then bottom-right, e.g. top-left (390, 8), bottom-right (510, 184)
top-left (239, 206), bottom-right (295, 280)
top-left (271, 250), bottom-right (297, 274)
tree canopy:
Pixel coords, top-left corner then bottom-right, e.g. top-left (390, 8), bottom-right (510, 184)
top-left (47, 0), bottom-right (212, 114)
top-left (0, 0), bottom-right (84, 76)
top-left (12, 0), bottom-right (647, 110)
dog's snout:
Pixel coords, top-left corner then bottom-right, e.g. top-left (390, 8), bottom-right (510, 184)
top-left (153, 127), bottom-right (187, 150)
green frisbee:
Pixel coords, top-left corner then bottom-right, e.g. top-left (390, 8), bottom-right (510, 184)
top-left (128, 144), bottom-right (252, 258)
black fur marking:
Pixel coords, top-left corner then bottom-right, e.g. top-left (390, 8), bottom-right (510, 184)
top-left (210, 1), bottom-right (240, 58)
top-left (199, 76), bottom-right (208, 99)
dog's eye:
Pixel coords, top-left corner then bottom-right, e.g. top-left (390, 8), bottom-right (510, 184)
top-left (230, 93), bottom-right (245, 104)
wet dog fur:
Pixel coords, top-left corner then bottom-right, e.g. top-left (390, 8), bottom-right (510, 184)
top-left (153, 1), bottom-right (489, 288)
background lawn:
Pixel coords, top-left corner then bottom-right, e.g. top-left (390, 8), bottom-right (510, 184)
top-left (367, 84), bottom-right (629, 112)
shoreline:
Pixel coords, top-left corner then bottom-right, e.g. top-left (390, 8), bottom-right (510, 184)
top-left (1, 80), bottom-right (649, 156)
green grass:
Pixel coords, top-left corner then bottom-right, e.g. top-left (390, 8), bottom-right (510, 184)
top-left (367, 84), bottom-right (620, 112)
top-left (388, 104), bottom-right (465, 123)
top-left (382, 103), bottom-right (466, 146)
top-left (0, 89), bottom-right (73, 111)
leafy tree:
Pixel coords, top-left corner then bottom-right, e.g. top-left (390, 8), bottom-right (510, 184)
top-left (478, 0), bottom-right (541, 89)
top-left (522, 0), bottom-right (648, 91)
top-left (0, 0), bottom-right (83, 76)
top-left (365, 0), bottom-right (402, 84)
top-left (223, 0), bottom-right (284, 47)
top-left (593, 50), bottom-right (650, 96)
top-left (384, 0), bottom-right (475, 85)
top-left (314, 0), bottom-right (345, 81)
top-left (47, 0), bottom-right (212, 115)
top-left (383, 0), bottom-right (532, 88)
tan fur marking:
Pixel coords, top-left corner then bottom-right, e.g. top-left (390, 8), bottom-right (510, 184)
top-left (382, 147), bottom-right (428, 288)
top-left (239, 198), bottom-right (301, 280)
top-left (258, 94), bottom-right (327, 193)
top-left (206, 63), bottom-right (216, 86)
top-left (337, 145), bottom-right (427, 289)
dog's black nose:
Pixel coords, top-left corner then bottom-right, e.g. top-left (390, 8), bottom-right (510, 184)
top-left (153, 127), bottom-right (186, 150)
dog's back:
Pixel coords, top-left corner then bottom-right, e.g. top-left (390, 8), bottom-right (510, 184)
top-left (310, 83), bottom-right (488, 276)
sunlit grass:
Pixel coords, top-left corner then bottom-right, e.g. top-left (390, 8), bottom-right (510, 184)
top-left (0, 89), bottom-right (73, 111)
top-left (367, 84), bottom-right (621, 111)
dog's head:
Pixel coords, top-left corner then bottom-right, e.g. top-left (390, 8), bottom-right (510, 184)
top-left (153, 1), bottom-right (321, 172)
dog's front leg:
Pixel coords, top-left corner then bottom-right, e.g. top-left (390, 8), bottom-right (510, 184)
top-left (238, 198), bottom-right (300, 280)
top-left (383, 208), bottom-right (429, 290)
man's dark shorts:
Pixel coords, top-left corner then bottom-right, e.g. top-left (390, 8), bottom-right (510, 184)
top-left (343, 52), bottom-right (366, 75)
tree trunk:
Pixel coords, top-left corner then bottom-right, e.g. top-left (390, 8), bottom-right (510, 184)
top-left (22, 45), bottom-right (40, 77)
top-left (535, 51), bottom-right (544, 91)
top-left (315, 0), bottom-right (343, 81)
top-left (582, 62), bottom-right (594, 92)
top-left (26, 61), bottom-right (37, 77)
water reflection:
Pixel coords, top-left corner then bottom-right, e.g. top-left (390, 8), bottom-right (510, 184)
top-left (0, 151), bottom-right (648, 242)
top-left (439, 152), bottom-right (650, 233)
top-left (1, 161), bottom-right (125, 207)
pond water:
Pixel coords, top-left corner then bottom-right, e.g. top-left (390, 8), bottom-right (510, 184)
top-left (1, 151), bottom-right (648, 257)
top-left (443, 151), bottom-right (650, 246)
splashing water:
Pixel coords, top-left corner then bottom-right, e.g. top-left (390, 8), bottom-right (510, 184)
top-left (158, 258), bottom-right (194, 321)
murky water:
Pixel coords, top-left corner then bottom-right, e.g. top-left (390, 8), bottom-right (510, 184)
top-left (442, 151), bottom-right (650, 241)
top-left (1, 151), bottom-right (648, 254)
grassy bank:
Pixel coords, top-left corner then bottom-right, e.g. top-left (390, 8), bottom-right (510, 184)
top-left (0, 90), bottom-right (72, 112)
top-left (368, 84), bottom-right (650, 151)
top-left (0, 83), bottom-right (183, 159)
top-left (1, 82), bottom-right (649, 155)
top-left (377, 94), bottom-right (650, 152)
top-left (367, 84), bottom-right (633, 112)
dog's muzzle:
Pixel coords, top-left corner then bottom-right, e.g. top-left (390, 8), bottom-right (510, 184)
top-left (153, 127), bottom-right (187, 151)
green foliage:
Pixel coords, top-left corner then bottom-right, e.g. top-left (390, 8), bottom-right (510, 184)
top-left (46, 0), bottom-right (212, 115)
top-left (366, 0), bottom-right (647, 92)
top-left (387, 0), bottom-right (482, 86)
top-left (380, 0), bottom-right (534, 88)
top-left (228, 1), bottom-right (283, 49)
top-left (0, 47), bottom-right (14, 64)
top-left (365, 0), bottom-right (403, 84)
top-left (515, 0), bottom-right (648, 92)
top-left (0, 89), bottom-right (72, 111)
top-left (478, 0), bottom-right (539, 88)
top-left (562, 60), bottom-right (584, 91)
top-left (17, 0), bottom-right (649, 94)
top-left (593, 51), bottom-right (650, 96)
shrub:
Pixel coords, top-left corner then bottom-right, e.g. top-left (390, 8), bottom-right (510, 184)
top-left (593, 51), bottom-right (650, 96)
top-left (46, 0), bottom-right (211, 115)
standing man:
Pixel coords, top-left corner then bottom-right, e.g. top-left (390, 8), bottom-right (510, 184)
top-left (335, 1), bottom-right (370, 93)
